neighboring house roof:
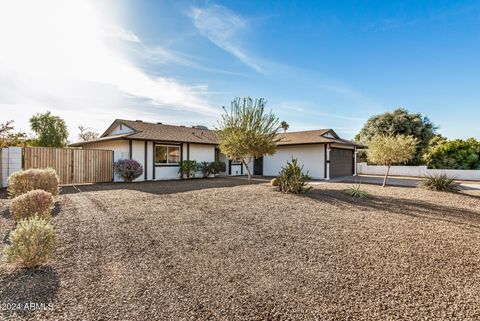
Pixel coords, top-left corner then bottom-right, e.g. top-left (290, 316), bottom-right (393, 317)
top-left (69, 119), bottom-right (361, 148)
top-left (277, 129), bottom-right (362, 147)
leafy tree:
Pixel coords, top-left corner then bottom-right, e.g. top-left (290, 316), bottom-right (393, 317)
top-left (30, 111), bottom-right (68, 147)
top-left (356, 108), bottom-right (436, 165)
top-left (0, 120), bottom-right (27, 147)
top-left (280, 121), bottom-right (289, 133)
top-left (366, 134), bottom-right (418, 187)
top-left (217, 97), bottom-right (280, 182)
top-left (424, 138), bottom-right (480, 169)
top-left (77, 126), bottom-right (99, 141)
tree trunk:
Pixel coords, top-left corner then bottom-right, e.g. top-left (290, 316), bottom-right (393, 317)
top-left (382, 165), bottom-right (391, 187)
top-left (242, 159), bottom-right (252, 183)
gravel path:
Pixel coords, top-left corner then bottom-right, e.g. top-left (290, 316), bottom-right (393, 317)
top-left (1, 179), bottom-right (480, 320)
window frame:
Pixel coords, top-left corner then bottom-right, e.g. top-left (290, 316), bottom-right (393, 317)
top-left (154, 144), bottom-right (181, 166)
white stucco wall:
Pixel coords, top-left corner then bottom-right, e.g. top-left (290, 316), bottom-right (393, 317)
top-left (131, 140), bottom-right (146, 182)
top-left (189, 144), bottom-right (215, 163)
top-left (263, 144), bottom-right (326, 179)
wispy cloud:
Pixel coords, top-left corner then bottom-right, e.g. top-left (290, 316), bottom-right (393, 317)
top-left (188, 5), bottom-right (263, 73)
top-left (0, 0), bottom-right (219, 140)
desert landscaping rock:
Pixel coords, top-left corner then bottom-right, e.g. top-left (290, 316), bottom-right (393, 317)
top-left (1, 178), bottom-right (479, 320)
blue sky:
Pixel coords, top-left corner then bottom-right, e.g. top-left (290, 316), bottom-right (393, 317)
top-left (0, 0), bottom-right (479, 140)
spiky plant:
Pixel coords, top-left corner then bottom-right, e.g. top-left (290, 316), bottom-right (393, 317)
top-left (419, 173), bottom-right (459, 192)
top-left (345, 184), bottom-right (370, 199)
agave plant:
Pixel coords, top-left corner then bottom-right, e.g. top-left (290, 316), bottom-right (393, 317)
top-left (345, 183), bottom-right (369, 199)
top-left (419, 173), bottom-right (459, 192)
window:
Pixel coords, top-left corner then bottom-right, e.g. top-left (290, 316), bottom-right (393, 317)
top-left (155, 145), bottom-right (180, 164)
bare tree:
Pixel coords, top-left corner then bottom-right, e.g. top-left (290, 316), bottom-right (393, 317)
top-left (77, 126), bottom-right (99, 142)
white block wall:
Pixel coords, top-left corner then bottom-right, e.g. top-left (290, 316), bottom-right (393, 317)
top-left (1, 147), bottom-right (23, 187)
top-left (357, 163), bottom-right (480, 181)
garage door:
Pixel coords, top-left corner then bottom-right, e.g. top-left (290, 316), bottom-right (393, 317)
top-left (330, 148), bottom-right (354, 178)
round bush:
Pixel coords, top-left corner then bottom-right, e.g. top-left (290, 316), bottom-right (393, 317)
top-left (113, 159), bottom-right (143, 182)
top-left (270, 177), bottom-right (279, 186)
top-left (11, 189), bottom-right (54, 222)
top-left (8, 168), bottom-right (60, 198)
top-left (4, 216), bottom-right (57, 268)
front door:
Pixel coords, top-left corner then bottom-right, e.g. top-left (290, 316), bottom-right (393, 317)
top-left (254, 157), bottom-right (263, 175)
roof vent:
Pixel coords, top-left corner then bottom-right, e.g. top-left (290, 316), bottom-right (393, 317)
top-left (192, 125), bottom-right (208, 130)
top-left (157, 122), bottom-right (162, 124)
top-left (135, 120), bottom-right (143, 122)
top-left (180, 125), bottom-right (185, 127)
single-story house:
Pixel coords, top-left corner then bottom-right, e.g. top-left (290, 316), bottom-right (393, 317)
top-left (69, 119), bottom-right (361, 181)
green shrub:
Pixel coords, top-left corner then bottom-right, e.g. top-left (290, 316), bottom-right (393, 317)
top-left (419, 173), bottom-right (459, 192)
top-left (8, 168), bottom-right (60, 198)
top-left (210, 161), bottom-right (226, 175)
top-left (11, 189), bottom-right (54, 222)
top-left (199, 161), bottom-right (213, 178)
top-left (424, 138), bottom-right (480, 169)
top-left (271, 178), bottom-right (279, 186)
top-left (277, 158), bottom-right (312, 194)
top-left (113, 159), bottom-right (143, 182)
top-left (4, 216), bottom-right (57, 268)
top-left (178, 160), bottom-right (198, 178)
top-left (345, 184), bottom-right (369, 199)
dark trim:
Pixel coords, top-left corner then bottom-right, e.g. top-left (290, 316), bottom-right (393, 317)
top-left (112, 150), bottom-right (114, 181)
top-left (241, 163), bottom-right (244, 175)
top-left (324, 144), bottom-right (329, 179)
top-left (144, 141), bottom-right (148, 180)
top-left (152, 142), bottom-right (155, 180)
top-left (154, 164), bottom-right (181, 167)
top-left (228, 160), bottom-right (232, 175)
top-left (128, 140), bottom-right (132, 159)
top-left (187, 143), bottom-right (190, 161)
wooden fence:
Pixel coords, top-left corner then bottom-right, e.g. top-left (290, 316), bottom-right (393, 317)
top-left (24, 147), bottom-right (113, 185)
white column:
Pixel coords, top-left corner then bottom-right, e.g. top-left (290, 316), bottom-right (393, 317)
top-left (326, 144), bottom-right (330, 180)
top-left (353, 147), bottom-right (357, 176)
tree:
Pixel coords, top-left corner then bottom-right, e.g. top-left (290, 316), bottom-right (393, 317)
top-left (280, 121), bottom-right (289, 133)
top-left (355, 108), bottom-right (437, 165)
top-left (77, 126), bottom-right (99, 141)
top-left (0, 120), bottom-right (27, 147)
top-left (30, 111), bottom-right (68, 147)
top-left (217, 97), bottom-right (280, 182)
top-left (366, 134), bottom-right (418, 187)
top-left (424, 138), bottom-right (480, 169)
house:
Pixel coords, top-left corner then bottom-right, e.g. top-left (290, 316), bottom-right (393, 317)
top-left (69, 119), bottom-right (360, 181)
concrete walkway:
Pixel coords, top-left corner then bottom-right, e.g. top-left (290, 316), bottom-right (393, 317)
top-left (332, 175), bottom-right (480, 190)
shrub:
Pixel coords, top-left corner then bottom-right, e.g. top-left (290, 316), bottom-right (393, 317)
top-left (210, 161), bottom-right (226, 175)
top-left (4, 216), bottom-right (57, 268)
top-left (178, 160), bottom-right (198, 178)
top-left (345, 184), bottom-right (369, 199)
top-left (11, 189), bottom-right (54, 222)
top-left (277, 158), bottom-right (313, 194)
top-left (8, 168), bottom-right (60, 198)
top-left (424, 138), bottom-right (480, 169)
top-left (419, 173), bottom-right (459, 192)
top-left (199, 161), bottom-right (213, 178)
top-left (113, 159), bottom-right (143, 182)
top-left (270, 178), bottom-right (279, 186)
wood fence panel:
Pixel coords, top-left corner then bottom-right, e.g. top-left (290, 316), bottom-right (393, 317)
top-left (24, 147), bottom-right (112, 185)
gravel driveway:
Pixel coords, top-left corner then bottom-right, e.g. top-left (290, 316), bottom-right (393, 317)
top-left (1, 178), bottom-right (479, 320)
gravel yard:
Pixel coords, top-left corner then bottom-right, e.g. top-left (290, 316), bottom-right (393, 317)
top-left (1, 178), bottom-right (480, 320)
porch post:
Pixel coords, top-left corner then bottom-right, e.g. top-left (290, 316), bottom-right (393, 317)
top-left (326, 144), bottom-right (331, 180)
top-left (353, 146), bottom-right (357, 176)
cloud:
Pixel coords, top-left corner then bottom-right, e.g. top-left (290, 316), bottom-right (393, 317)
top-left (188, 5), bottom-right (263, 73)
top-left (0, 0), bottom-right (219, 140)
